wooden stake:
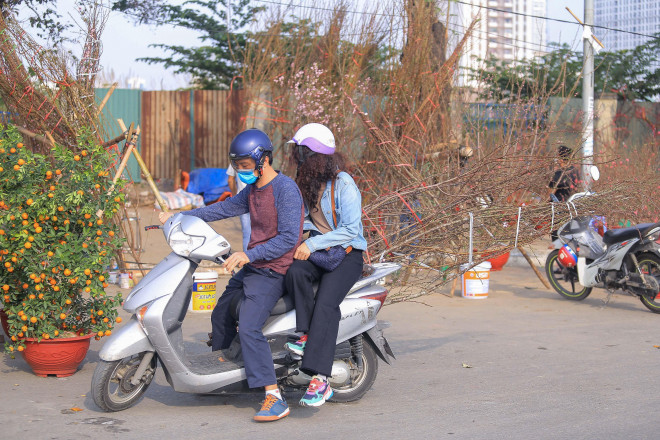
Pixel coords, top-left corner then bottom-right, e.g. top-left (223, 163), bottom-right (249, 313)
top-left (96, 123), bottom-right (135, 218)
top-left (518, 246), bottom-right (552, 290)
top-left (44, 131), bottom-right (55, 147)
top-left (101, 131), bottom-right (128, 148)
top-left (117, 119), bottom-right (168, 213)
top-left (132, 147), bottom-right (168, 212)
top-left (14, 126), bottom-right (52, 147)
top-left (96, 82), bottom-right (118, 116)
top-left (566, 7), bottom-right (605, 48)
top-left (449, 271), bottom-right (459, 297)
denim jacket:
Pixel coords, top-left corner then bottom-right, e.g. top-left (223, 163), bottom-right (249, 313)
top-left (303, 171), bottom-right (368, 253)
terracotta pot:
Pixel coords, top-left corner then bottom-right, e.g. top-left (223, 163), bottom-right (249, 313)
top-left (20, 333), bottom-right (94, 377)
top-left (485, 252), bottom-right (510, 271)
top-left (0, 309), bottom-right (8, 336)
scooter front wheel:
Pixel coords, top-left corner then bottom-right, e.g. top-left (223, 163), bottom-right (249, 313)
top-left (91, 352), bottom-right (157, 412)
top-left (545, 250), bottom-right (593, 300)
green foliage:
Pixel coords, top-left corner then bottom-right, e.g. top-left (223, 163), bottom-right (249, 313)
top-left (0, 125), bottom-right (125, 353)
top-left (115, 0), bottom-right (265, 89)
top-left (2, 0), bottom-right (69, 44)
top-left (470, 35), bottom-right (660, 102)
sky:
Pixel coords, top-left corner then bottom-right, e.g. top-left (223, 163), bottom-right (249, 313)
top-left (19, 1), bottom-right (588, 91)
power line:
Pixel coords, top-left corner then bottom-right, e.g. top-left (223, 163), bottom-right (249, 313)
top-left (258, 0), bottom-right (659, 40)
top-left (454, 0), bottom-right (658, 39)
top-left (74, 0), bottom-right (401, 38)
top-left (252, 0), bottom-right (398, 18)
top-left (80, 0), bottom-right (658, 50)
top-left (449, 21), bottom-right (572, 54)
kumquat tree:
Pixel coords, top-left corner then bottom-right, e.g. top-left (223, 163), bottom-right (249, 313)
top-left (0, 125), bottom-right (125, 354)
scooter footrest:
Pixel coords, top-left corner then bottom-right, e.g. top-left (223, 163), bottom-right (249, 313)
top-left (188, 351), bottom-right (243, 375)
top-left (271, 350), bottom-right (299, 365)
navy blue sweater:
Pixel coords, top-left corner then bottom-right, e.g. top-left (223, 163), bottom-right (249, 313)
top-left (184, 172), bottom-right (303, 274)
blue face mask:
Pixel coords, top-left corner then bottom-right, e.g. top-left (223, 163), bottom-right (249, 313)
top-left (237, 169), bottom-right (258, 184)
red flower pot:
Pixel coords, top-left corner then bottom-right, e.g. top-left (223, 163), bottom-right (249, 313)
top-left (0, 309), bottom-right (9, 336)
top-left (20, 333), bottom-right (94, 377)
top-left (485, 251), bottom-right (510, 271)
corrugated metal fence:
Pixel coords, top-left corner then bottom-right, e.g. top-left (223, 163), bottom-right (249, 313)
top-left (95, 89), bottom-right (245, 181)
top-left (96, 88), bottom-right (142, 181)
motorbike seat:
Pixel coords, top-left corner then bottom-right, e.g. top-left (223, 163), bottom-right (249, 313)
top-left (229, 282), bottom-right (318, 321)
top-left (228, 264), bottom-right (376, 321)
top-left (602, 223), bottom-right (655, 246)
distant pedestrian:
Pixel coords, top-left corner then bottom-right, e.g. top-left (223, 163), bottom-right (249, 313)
top-left (549, 145), bottom-right (581, 242)
top-left (549, 145), bottom-right (580, 202)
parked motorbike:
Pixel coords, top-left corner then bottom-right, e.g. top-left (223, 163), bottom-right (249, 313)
top-left (91, 214), bottom-right (399, 411)
top-left (545, 197), bottom-right (660, 313)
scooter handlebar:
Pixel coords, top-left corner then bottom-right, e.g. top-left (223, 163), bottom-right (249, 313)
top-left (215, 251), bottom-right (232, 264)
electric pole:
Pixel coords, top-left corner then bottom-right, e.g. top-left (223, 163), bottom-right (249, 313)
top-left (582, 0), bottom-right (594, 186)
top-left (567, 3), bottom-right (604, 186)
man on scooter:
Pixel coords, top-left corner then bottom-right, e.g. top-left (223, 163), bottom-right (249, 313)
top-left (159, 128), bottom-right (304, 422)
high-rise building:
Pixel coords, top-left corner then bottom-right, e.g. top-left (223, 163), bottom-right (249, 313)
top-left (449, 0), bottom-right (547, 85)
top-left (594, 0), bottom-right (659, 52)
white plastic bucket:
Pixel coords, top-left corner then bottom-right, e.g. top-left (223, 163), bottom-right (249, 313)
top-left (119, 273), bottom-right (131, 289)
top-left (189, 271), bottom-right (218, 312)
top-left (461, 261), bottom-right (491, 299)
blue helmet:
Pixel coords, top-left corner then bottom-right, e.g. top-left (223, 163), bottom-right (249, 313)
top-left (229, 129), bottom-right (273, 173)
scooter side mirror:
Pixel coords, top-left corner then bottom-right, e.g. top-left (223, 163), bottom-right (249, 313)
top-left (590, 165), bottom-right (600, 181)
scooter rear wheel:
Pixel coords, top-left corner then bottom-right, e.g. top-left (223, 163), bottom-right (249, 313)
top-left (92, 352), bottom-right (157, 412)
top-left (636, 253), bottom-right (660, 314)
top-left (545, 250), bottom-right (593, 300)
top-left (328, 339), bottom-right (379, 403)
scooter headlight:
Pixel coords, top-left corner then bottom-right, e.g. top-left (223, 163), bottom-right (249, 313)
top-left (168, 223), bottom-right (205, 256)
top-left (647, 227), bottom-right (660, 242)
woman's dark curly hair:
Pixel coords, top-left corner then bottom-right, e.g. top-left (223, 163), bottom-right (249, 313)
top-left (292, 145), bottom-right (348, 211)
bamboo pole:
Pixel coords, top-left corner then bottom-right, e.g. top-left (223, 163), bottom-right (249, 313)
top-left (96, 123), bottom-right (136, 218)
top-left (518, 247), bottom-right (551, 290)
top-left (116, 119), bottom-right (168, 212)
top-left (101, 131), bottom-right (128, 148)
top-left (449, 273), bottom-right (459, 297)
top-left (96, 82), bottom-right (118, 116)
top-left (109, 120), bottom-right (148, 277)
top-left (14, 126), bottom-right (52, 147)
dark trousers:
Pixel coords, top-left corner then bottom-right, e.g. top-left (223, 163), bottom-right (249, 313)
top-left (285, 250), bottom-right (363, 377)
top-left (211, 265), bottom-right (285, 388)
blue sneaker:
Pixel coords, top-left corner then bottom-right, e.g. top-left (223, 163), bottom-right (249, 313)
top-left (254, 394), bottom-right (290, 422)
top-left (299, 375), bottom-right (333, 407)
top-left (284, 334), bottom-right (307, 356)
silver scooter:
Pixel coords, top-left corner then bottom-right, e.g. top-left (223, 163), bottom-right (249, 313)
top-left (91, 213), bottom-right (399, 412)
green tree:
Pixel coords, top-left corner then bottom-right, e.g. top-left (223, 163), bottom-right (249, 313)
top-left (114, 0), bottom-right (264, 89)
top-left (470, 35), bottom-right (660, 102)
top-left (2, 0), bottom-right (69, 44)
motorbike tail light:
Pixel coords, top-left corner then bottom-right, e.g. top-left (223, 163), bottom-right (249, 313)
top-left (558, 245), bottom-right (578, 268)
top-left (360, 290), bottom-right (388, 308)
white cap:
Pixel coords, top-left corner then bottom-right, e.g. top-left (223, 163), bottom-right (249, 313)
top-left (286, 123), bottom-right (335, 155)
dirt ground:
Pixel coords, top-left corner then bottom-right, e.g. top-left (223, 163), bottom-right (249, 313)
top-left (6, 205), bottom-right (659, 439)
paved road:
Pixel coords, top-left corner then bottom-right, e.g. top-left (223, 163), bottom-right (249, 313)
top-left (2, 265), bottom-right (659, 440)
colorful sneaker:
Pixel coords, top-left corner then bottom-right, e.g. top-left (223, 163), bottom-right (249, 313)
top-left (299, 376), bottom-right (333, 407)
top-left (284, 334), bottom-right (307, 356)
top-left (253, 394), bottom-right (290, 422)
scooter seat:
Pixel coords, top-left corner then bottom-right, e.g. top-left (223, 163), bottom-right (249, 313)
top-left (229, 283), bottom-right (319, 321)
top-left (228, 265), bottom-right (375, 321)
top-left (602, 223), bottom-right (655, 246)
